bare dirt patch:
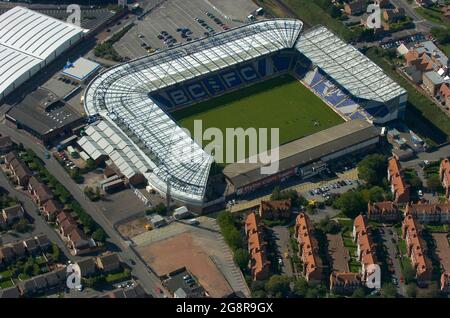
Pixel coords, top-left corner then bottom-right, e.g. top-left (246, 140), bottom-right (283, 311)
top-left (136, 231), bottom-right (233, 298)
top-left (117, 217), bottom-right (149, 239)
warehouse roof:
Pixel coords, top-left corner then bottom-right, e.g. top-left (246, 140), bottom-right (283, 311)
top-left (62, 57), bottom-right (101, 82)
top-left (296, 26), bottom-right (406, 103)
top-left (223, 119), bottom-right (380, 189)
top-left (0, 6), bottom-right (85, 60)
top-left (0, 6), bottom-right (85, 99)
top-left (6, 89), bottom-right (83, 135)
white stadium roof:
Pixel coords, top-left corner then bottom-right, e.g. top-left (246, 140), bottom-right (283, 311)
top-left (84, 19), bottom-right (405, 205)
top-left (296, 26), bottom-right (406, 103)
top-left (0, 6), bottom-right (86, 99)
top-left (84, 19), bottom-right (303, 204)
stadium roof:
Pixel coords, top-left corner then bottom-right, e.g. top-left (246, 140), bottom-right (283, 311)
top-left (223, 119), bottom-right (380, 189)
top-left (296, 26), bottom-right (406, 103)
top-left (84, 19), bottom-right (303, 204)
top-left (0, 6), bottom-right (85, 99)
top-left (84, 19), bottom-right (405, 204)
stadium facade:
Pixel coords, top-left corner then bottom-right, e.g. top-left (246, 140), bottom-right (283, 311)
top-left (84, 19), bottom-right (407, 207)
top-left (0, 6), bottom-right (87, 100)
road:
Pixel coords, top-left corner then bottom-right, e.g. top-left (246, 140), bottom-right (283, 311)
top-left (271, 226), bottom-right (294, 277)
top-left (389, 0), bottom-right (442, 32)
top-left (400, 144), bottom-right (450, 169)
top-left (381, 225), bottom-right (406, 297)
top-left (0, 123), bottom-right (164, 297)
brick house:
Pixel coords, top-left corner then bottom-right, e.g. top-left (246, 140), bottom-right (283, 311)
top-left (295, 213), bottom-right (322, 284)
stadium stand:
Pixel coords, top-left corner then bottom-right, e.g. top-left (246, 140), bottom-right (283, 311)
top-left (84, 19), bottom-right (406, 207)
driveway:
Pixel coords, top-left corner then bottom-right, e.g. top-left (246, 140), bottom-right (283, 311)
top-left (271, 226), bottom-right (294, 277)
top-left (381, 225), bottom-right (406, 297)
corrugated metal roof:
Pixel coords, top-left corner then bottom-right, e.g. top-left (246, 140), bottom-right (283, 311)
top-left (0, 6), bottom-right (85, 99)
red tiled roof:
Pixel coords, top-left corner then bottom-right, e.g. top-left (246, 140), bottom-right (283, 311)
top-left (402, 215), bottom-right (432, 280)
top-left (245, 212), bottom-right (270, 280)
top-left (388, 157), bottom-right (409, 203)
top-left (296, 213), bottom-right (322, 281)
top-left (354, 215), bottom-right (377, 267)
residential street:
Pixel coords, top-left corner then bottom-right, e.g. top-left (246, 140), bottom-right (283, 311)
top-left (0, 170), bottom-right (76, 261)
top-left (272, 226), bottom-right (294, 277)
top-left (389, 0), bottom-right (441, 32)
top-left (381, 225), bottom-right (406, 297)
top-left (0, 123), bottom-right (164, 297)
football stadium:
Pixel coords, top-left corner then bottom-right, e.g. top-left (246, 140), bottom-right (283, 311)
top-left (83, 19), bottom-right (407, 208)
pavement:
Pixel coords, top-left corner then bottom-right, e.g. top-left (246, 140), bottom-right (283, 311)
top-left (0, 123), bottom-right (164, 297)
top-left (381, 224), bottom-right (406, 297)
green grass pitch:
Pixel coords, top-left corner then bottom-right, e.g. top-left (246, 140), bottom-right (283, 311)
top-left (172, 74), bottom-right (344, 159)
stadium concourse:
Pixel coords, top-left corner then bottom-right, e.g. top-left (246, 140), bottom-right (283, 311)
top-left (0, 6), bottom-right (87, 100)
top-left (83, 18), bottom-right (407, 209)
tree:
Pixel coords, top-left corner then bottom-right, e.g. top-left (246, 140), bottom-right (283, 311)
top-left (335, 191), bottom-right (366, 218)
top-left (305, 287), bottom-right (319, 298)
top-left (51, 243), bottom-right (61, 262)
top-left (85, 159), bottom-right (96, 171)
top-left (402, 260), bottom-right (415, 284)
top-left (12, 218), bottom-right (31, 233)
top-left (427, 175), bottom-right (442, 193)
top-left (292, 277), bottom-right (308, 298)
top-left (430, 28), bottom-right (450, 45)
top-left (92, 228), bottom-right (107, 243)
top-left (318, 217), bottom-right (340, 234)
top-left (361, 186), bottom-right (388, 203)
top-left (266, 275), bottom-right (291, 297)
top-left (252, 290), bottom-right (266, 298)
top-left (23, 257), bottom-right (35, 275)
top-left (406, 282), bottom-right (417, 298)
top-left (217, 212), bottom-right (243, 251)
top-left (270, 186), bottom-right (282, 200)
top-left (233, 248), bottom-right (249, 270)
top-left (358, 154), bottom-right (387, 187)
top-left (351, 287), bottom-right (366, 298)
top-left (381, 283), bottom-right (397, 298)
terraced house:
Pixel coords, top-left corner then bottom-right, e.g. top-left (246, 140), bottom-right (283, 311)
top-left (245, 212), bottom-right (270, 281)
top-left (367, 201), bottom-right (401, 222)
top-left (405, 202), bottom-right (450, 224)
top-left (353, 215), bottom-right (381, 289)
top-left (439, 158), bottom-right (450, 199)
top-left (387, 157), bottom-right (410, 204)
top-left (402, 214), bottom-right (433, 284)
top-left (295, 213), bottom-right (322, 284)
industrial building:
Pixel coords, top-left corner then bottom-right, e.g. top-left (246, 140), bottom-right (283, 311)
top-left (0, 6), bottom-right (86, 100)
top-left (61, 57), bottom-right (101, 84)
top-left (5, 88), bottom-right (84, 145)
